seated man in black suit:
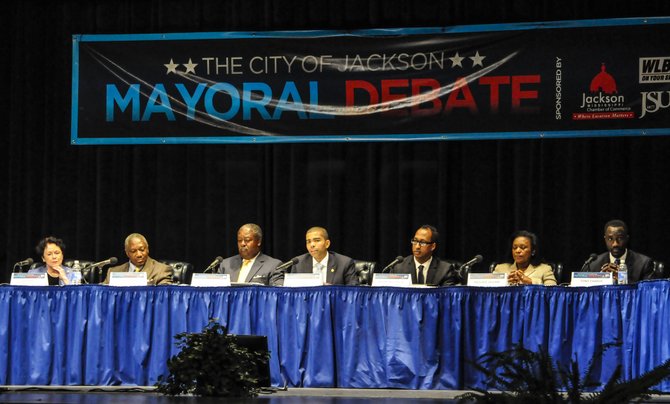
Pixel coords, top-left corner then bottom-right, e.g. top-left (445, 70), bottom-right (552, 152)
top-left (587, 219), bottom-right (654, 283)
top-left (218, 223), bottom-right (282, 284)
top-left (391, 224), bottom-right (460, 286)
top-left (273, 226), bottom-right (358, 286)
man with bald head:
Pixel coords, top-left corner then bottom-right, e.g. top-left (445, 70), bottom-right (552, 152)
top-left (104, 233), bottom-right (173, 285)
top-left (273, 226), bottom-right (358, 286)
top-left (218, 223), bottom-right (282, 284)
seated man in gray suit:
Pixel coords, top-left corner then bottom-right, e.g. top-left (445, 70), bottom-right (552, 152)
top-left (218, 223), bottom-right (282, 284)
top-left (587, 219), bottom-right (654, 283)
top-left (273, 226), bottom-right (359, 286)
top-left (391, 225), bottom-right (460, 286)
top-left (104, 233), bottom-right (173, 285)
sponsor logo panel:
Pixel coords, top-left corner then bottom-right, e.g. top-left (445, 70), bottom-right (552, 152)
top-left (639, 57), bottom-right (670, 84)
top-left (571, 63), bottom-right (634, 121)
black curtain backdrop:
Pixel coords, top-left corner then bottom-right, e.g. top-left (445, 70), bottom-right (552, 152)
top-left (2, 0), bottom-right (670, 283)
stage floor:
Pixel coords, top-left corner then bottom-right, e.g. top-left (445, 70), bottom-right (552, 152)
top-left (1, 386), bottom-right (669, 403)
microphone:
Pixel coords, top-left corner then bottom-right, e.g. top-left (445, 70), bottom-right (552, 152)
top-left (461, 254), bottom-right (483, 268)
top-left (275, 258), bottom-right (299, 272)
top-left (382, 256), bottom-right (404, 273)
top-left (89, 257), bottom-right (118, 268)
top-left (580, 253), bottom-right (598, 271)
top-left (14, 258), bottom-right (34, 267)
top-left (203, 256), bottom-right (224, 273)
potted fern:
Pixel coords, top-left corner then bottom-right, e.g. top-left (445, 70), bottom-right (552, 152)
top-left (156, 319), bottom-right (270, 397)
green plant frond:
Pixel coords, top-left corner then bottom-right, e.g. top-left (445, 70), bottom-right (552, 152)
top-left (581, 341), bottom-right (621, 387)
top-left (465, 343), bottom-right (670, 403)
top-left (590, 358), bottom-right (670, 404)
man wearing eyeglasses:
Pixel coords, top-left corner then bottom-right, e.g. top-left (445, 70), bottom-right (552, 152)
top-left (390, 225), bottom-right (460, 286)
top-left (587, 219), bottom-right (654, 283)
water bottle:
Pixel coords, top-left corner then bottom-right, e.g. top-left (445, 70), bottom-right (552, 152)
top-left (71, 260), bottom-right (82, 285)
top-left (617, 262), bottom-right (628, 285)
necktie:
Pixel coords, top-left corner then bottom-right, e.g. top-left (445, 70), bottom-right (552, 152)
top-left (614, 258), bottom-right (621, 266)
top-left (315, 263), bottom-right (325, 283)
top-left (417, 265), bottom-right (425, 284)
top-left (134, 266), bottom-right (142, 272)
top-left (238, 259), bottom-right (251, 282)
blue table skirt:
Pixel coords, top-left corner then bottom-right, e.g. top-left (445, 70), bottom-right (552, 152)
top-left (0, 280), bottom-right (668, 390)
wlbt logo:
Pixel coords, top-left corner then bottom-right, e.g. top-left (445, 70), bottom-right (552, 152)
top-left (639, 57), bottom-right (670, 83)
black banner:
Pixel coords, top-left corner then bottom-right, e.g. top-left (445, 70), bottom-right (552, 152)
top-left (71, 17), bottom-right (670, 144)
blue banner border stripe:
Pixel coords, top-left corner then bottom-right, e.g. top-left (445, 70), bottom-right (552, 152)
top-left (75, 16), bottom-right (670, 42)
top-left (70, 128), bottom-right (670, 145)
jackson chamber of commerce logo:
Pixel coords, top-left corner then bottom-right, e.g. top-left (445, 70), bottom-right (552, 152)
top-left (572, 63), bottom-right (634, 120)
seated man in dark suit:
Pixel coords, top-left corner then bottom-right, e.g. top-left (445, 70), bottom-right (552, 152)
top-left (273, 226), bottom-right (358, 286)
top-left (104, 233), bottom-right (173, 285)
top-left (391, 225), bottom-right (460, 286)
top-left (587, 219), bottom-right (654, 283)
top-left (218, 223), bottom-right (282, 284)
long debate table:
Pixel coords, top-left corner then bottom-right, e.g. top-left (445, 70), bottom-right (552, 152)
top-left (0, 281), bottom-right (668, 390)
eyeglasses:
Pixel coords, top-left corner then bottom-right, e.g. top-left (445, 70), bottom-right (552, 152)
top-left (410, 239), bottom-right (434, 247)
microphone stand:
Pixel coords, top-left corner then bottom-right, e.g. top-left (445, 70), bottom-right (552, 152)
top-left (580, 259), bottom-right (594, 272)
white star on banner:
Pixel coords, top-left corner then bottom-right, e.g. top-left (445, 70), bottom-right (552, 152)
top-left (164, 59), bottom-right (179, 74)
top-left (470, 51), bottom-right (486, 67)
top-left (183, 58), bottom-right (198, 74)
top-left (449, 52), bottom-right (464, 68)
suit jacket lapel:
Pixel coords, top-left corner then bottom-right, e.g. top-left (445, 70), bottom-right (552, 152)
top-left (230, 256), bottom-right (242, 281)
top-left (426, 258), bottom-right (440, 284)
top-left (525, 265), bottom-right (538, 278)
top-left (326, 254), bottom-right (336, 283)
top-left (144, 258), bottom-right (154, 274)
top-left (408, 260), bottom-right (417, 283)
top-left (625, 252), bottom-right (640, 280)
top-left (246, 254), bottom-right (264, 281)
top-left (299, 255), bottom-right (312, 274)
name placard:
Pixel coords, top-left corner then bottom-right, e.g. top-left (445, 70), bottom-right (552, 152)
top-left (372, 273), bottom-right (413, 287)
top-left (191, 273), bottom-right (231, 287)
top-left (109, 272), bottom-right (148, 286)
top-left (10, 273), bottom-right (49, 286)
top-left (283, 273), bottom-right (322, 287)
top-left (468, 273), bottom-right (509, 287)
top-left (570, 272), bottom-right (613, 287)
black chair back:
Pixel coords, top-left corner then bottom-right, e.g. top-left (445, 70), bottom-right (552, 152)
top-left (161, 260), bottom-right (194, 284)
top-left (354, 261), bottom-right (376, 285)
top-left (548, 262), bottom-right (564, 284)
top-left (443, 259), bottom-right (464, 285)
